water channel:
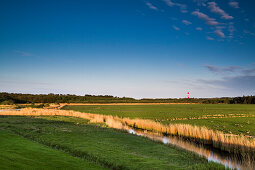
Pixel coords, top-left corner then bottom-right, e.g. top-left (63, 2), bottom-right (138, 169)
top-left (126, 127), bottom-right (255, 170)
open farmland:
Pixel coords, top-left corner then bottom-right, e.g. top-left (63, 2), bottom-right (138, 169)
top-left (63, 104), bottom-right (255, 136)
top-left (1, 104), bottom-right (255, 169)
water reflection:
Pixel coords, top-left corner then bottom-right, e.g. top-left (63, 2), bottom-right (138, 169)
top-left (126, 127), bottom-right (254, 170)
top-left (128, 129), bottom-right (136, 135)
top-left (0, 109), bottom-right (21, 112)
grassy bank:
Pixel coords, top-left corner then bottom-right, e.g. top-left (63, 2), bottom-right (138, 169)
top-left (0, 129), bottom-right (104, 170)
top-left (0, 116), bottom-right (223, 169)
top-left (63, 104), bottom-right (255, 136)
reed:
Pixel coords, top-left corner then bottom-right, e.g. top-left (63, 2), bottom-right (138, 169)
top-left (120, 117), bottom-right (255, 152)
top-left (1, 108), bottom-right (255, 153)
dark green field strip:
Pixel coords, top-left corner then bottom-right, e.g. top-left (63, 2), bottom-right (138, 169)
top-left (0, 116), bottom-right (224, 169)
top-left (172, 117), bottom-right (255, 136)
top-left (0, 129), bottom-right (105, 170)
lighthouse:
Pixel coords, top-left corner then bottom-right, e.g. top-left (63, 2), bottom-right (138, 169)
top-left (187, 92), bottom-right (190, 99)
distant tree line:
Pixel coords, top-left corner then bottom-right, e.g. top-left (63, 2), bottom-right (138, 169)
top-left (0, 92), bottom-right (255, 104)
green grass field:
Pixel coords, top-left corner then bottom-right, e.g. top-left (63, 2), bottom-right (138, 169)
top-left (63, 104), bottom-right (255, 136)
top-left (0, 130), bottom-right (104, 170)
top-left (0, 115), bottom-right (223, 169)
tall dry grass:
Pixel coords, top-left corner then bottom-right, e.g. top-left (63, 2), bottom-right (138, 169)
top-left (0, 105), bottom-right (15, 109)
top-left (119, 117), bottom-right (255, 152)
top-left (1, 108), bottom-right (255, 153)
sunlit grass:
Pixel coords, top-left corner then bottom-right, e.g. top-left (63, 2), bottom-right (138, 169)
top-left (1, 108), bottom-right (255, 153)
top-left (63, 104), bottom-right (255, 136)
top-left (0, 129), bottom-right (104, 170)
top-left (0, 116), bottom-right (223, 169)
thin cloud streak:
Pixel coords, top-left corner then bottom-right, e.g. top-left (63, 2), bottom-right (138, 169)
top-left (206, 36), bottom-right (214, 40)
top-left (182, 20), bottom-right (192, 25)
top-left (229, 1), bottom-right (239, 8)
top-left (163, 0), bottom-right (174, 7)
top-left (146, 2), bottom-right (158, 10)
top-left (205, 65), bottom-right (241, 74)
top-left (228, 22), bottom-right (235, 38)
top-left (14, 50), bottom-right (51, 61)
top-left (14, 50), bottom-right (33, 57)
top-left (196, 27), bottom-right (203, 31)
top-left (187, 64), bottom-right (255, 96)
top-left (172, 25), bottom-right (180, 31)
top-left (197, 76), bottom-right (255, 93)
top-left (214, 30), bottom-right (225, 38)
top-left (208, 2), bottom-right (233, 20)
top-left (192, 10), bottom-right (220, 26)
top-left (163, 0), bottom-right (188, 13)
top-left (193, 0), bottom-right (208, 7)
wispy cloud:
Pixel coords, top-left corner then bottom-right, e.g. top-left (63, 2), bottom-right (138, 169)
top-left (196, 27), bottom-right (203, 31)
top-left (243, 68), bottom-right (255, 76)
top-left (205, 64), bottom-right (241, 74)
top-left (197, 75), bottom-right (255, 94)
top-left (193, 0), bottom-right (208, 6)
top-left (214, 29), bottom-right (225, 38)
top-left (243, 30), bottom-right (255, 36)
top-left (196, 64), bottom-right (255, 95)
top-left (229, 1), bottom-right (239, 9)
top-left (206, 36), bottom-right (214, 40)
top-left (208, 2), bottom-right (233, 20)
top-left (178, 4), bottom-right (188, 13)
top-left (170, 63), bottom-right (255, 97)
top-left (228, 22), bottom-right (235, 38)
top-left (192, 10), bottom-right (220, 26)
top-left (205, 64), bottom-right (255, 77)
top-left (164, 0), bottom-right (174, 7)
top-left (182, 20), bottom-right (192, 25)
top-left (172, 25), bottom-right (180, 31)
top-left (163, 0), bottom-right (188, 13)
top-left (14, 50), bottom-right (50, 61)
top-left (146, 2), bottom-right (158, 11)
top-left (14, 50), bottom-right (33, 57)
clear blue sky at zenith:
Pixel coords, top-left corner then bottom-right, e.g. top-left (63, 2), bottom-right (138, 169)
top-left (0, 0), bottom-right (255, 98)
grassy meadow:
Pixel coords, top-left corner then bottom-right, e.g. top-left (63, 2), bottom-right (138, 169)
top-left (63, 104), bottom-right (255, 136)
top-left (0, 115), bottom-right (223, 169)
top-left (0, 129), bottom-right (103, 170)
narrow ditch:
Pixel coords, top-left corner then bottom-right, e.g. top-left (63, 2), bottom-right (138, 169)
top-left (124, 126), bottom-right (255, 170)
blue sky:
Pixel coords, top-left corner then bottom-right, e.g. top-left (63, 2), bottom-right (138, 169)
top-left (0, 0), bottom-right (255, 98)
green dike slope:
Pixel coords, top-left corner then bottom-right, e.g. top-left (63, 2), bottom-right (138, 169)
top-left (0, 130), bottom-right (104, 170)
top-left (0, 116), bottom-right (223, 169)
